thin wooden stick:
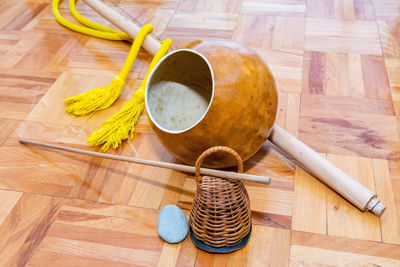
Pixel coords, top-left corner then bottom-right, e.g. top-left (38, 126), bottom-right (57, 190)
top-left (19, 139), bottom-right (271, 185)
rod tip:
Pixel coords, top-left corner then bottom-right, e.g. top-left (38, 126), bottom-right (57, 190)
top-left (368, 197), bottom-right (386, 216)
top-left (371, 201), bottom-right (386, 216)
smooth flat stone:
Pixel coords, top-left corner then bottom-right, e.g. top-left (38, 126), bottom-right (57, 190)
top-left (158, 205), bottom-right (188, 244)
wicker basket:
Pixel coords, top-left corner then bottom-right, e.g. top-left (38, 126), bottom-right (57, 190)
top-left (189, 146), bottom-right (251, 252)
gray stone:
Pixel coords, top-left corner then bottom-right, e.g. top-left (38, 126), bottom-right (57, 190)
top-left (158, 205), bottom-right (188, 243)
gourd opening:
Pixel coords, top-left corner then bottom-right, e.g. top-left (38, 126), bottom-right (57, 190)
top-left (145, 49), bottom-right (214, 133)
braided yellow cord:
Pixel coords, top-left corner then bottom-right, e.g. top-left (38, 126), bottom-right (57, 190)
top-left (68, 0), bottom-right (121, 34)
top-left (52, 0), bottom-right (129, 40)
top-left (87, 38), bottom-right (172, 151)
top-left (63, 24), bottom-right (154, 115)
top-left (52, 0), bottom-right (172, 151)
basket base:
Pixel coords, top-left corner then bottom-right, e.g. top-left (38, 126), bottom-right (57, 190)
top-left (189, 224), bottom-right (252, 254)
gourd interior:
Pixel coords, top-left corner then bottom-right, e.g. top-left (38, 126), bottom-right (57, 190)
top-left (146, 50), bottom-right (214, 133)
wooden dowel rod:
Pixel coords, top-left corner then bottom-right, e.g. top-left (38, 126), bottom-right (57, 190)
top-left (18, 139), bottom-right (271, 185)
top-left (268, 125), bottom-right (385, 216)
top-left (82, 0), bottom-right (161, 56)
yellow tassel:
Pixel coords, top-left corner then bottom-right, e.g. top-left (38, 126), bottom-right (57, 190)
top-left (63, 24), bottom-right (154, 116)
top-left (87, 90), bottom-right (144, 152)
top-left (87, 38), bottom-right (172, 151)
top-left (63, 76), bottom-right (125, 116)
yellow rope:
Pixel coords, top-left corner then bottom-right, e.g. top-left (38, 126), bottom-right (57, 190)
top-left (52, 0), bottom-right (129, 40)
top-left (52, 0), bottom-right (172, 150)
top-left (87, 38), bottom-right (171, 151)
top-left (68, 0), bottom-right (121, 34)
top-left (63, 24), bottom-right (153, 115)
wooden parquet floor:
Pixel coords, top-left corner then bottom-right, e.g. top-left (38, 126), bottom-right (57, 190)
top-left (0, 0), bottom-right (399, 266)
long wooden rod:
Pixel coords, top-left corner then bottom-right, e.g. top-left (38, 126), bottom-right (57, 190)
top-left (19, 139), bottom-right (271, 185)
top-left (269, 125), bottom-right (385, 216)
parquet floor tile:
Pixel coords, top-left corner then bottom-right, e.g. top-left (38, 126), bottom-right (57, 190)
top-left (305, 18), bottom-right (382, 55)
top-left (241, 0), bottom-right (306, 17)
top-left (0, 0), bottom-right (399, 266)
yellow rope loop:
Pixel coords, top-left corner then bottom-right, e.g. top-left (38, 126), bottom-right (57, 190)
top-left (68, 0), bottom-right (120, 33)
top-left (52, 0), bottom-right (129, 40)
top-left (87, 39), bottom-right (172, 151)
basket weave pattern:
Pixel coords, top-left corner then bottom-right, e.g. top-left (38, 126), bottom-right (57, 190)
top-left (190, 146), bottom-right (251, 248)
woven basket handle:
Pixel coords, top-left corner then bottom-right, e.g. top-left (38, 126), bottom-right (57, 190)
top-left (195, 146), bottom-right (243, 183)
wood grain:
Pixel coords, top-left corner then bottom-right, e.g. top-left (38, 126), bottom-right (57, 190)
top-left (290, 244), bottom-right (400, 266)
top-left (326, 154), bottom-right (381, 241)
top-left (373, 159), bottom-right (400, 244)
top-left (272, 17), bottom-right (304, 54)
top-left (0, 192), bottom-right (62, 266)
top-left (0, 0), bottom-right (399, 265)
top-left (291, 230), bottom-right (400, 260)
top-left (305, 18), bottom-right (382, 55)
top-left (241, 0), bottom-right (306, 16)
top-left (292, 166), bottom-right (327, 234)
top-left (298, 94), bottom-right (399, 159)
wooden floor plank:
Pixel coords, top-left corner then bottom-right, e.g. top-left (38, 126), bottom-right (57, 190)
top-left (0, 119), bottom-right (18, 146)
top-left (0, 190), bottom-right (22, 226)
top-left (175, 236), bottom-right (198, 267)
top-left (29, 249), bottom-right (140, 267)
top-left (257, 49), bottom-right (303, 94)
top-left (389, 159), bottom-right (400, 242)
top-left (169, 11), bottom-right (238, 31)
top-left (243, 225), bottom-right (290, 267)
top-left (290, 245), bottom-right (400, 266)
top-left (291, 166), bottom-right (327, 234)
top-left (241, 0), bottom-right (306, 16)
top-left (157, 243), bottom-right (182, 267)
top-left (0, 192), bottom-right (63, 266)
top-left (195, 225), bottom-right (290, 267)
top-left (232, 14), bottom-right (268, 49)
top-left (299, 96), bottom-right (399, 159)
top-left (326, 154), bottom-right (381, 241)
top-left (272, 17), bottom-right (305, 54)
top-left (373, 159), bottom-right (400, 244)
top-left (40, 237), bottom-right (161, 266)
top-left (291, 230), bottom-right (400, 260)
top-left (30, 199), bottom-right (165, 266)
top-left (0, 0), bottom-right (399, 265)
top-left (305, 18), bottom-right (382, 55)
top-left (361, 55), bottom-right (392, 100)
